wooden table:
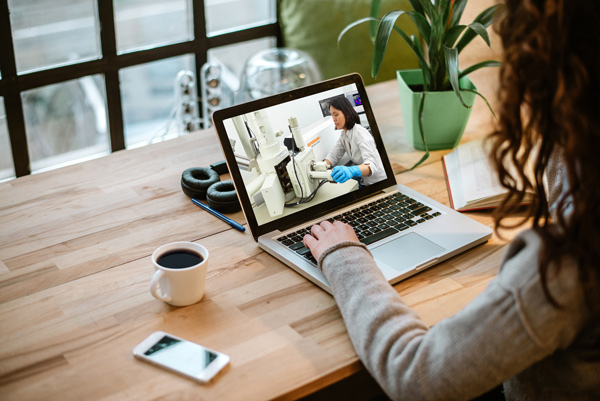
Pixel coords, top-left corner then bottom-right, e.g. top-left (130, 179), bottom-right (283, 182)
top-left (0, 79), bottom-right (520, 400)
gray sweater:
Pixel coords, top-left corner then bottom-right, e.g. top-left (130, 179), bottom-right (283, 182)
top-left (320, 234), bottom-right (599, 400)
top-left (319, 154), bottom-right (600, 400)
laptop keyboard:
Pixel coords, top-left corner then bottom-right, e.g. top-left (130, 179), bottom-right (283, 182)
top-left (276, 192), bottom-right (442, 265)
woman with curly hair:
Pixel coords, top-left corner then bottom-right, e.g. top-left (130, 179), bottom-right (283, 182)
top-left (302, 1), bottom-right (600, 399)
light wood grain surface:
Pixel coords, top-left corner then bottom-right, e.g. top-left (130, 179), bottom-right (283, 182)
top-left (0, 67), bottom-right (518, 400)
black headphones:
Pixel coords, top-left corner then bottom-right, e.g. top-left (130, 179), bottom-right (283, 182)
top-left (180, 161), bottom-right (241, 213)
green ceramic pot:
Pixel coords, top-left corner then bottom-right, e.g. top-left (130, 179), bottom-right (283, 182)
top-left (397, 69), bottom-right (477, 151)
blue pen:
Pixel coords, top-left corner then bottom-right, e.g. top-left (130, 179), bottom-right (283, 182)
top-left (192, 198), bottom-right (246, 232)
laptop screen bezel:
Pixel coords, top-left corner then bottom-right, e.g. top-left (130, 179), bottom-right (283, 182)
top-left (211, 73), bottom-right (397, 241)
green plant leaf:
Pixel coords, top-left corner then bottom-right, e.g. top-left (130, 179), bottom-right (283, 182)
top-left (369, 0), bottom-right (382, 43)
top-left (408, 0), bottom-right (424, 15)
top-left (416, 0), bottom-right (437, 21)
top-left (444, 24), bottom-right (467, 48)
top-left (440, 0), bottom-right (453, 29)
top-left (467, 22), bottom-right (491, 47)
top-left (443, 45), bottom-right (470, 108)
top-left (450, 0), bottom-right (468, 27)
top-left (406, 10), bottom-right (431, 43)
top-left (411, 91), bottom-right (430, 170)
top-left (390, 27), bottom-right (433, 87)
top-left (462, 89), bottom-right (497, 119)
top-left (429, 21), bottom-right (446, 89)
top-left (338, 17), bottom-right (379, 47)
top-left (409, 34), bottom-right (432, 90)
top-left (456, 5), bottom-right (499, 54)
top-left (458, 60), bottom-right (501, 79)
top-left (372, 10), bottom-right (406, 77)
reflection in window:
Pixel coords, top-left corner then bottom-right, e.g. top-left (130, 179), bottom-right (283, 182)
top-left (114, 0), bottom-right (193, 54)
top-left (208, 37), bottom-right (276, 79)
top-left (8, 0), bottom-right (101, 73)
top-left (120, 55), bottom-right (195, 149)
top-left (205, 0), bottom-right (275, 36)
top-left (0, 98), bottom-right (16, 181)
top-left (22, 76), bottom-right (110, 173)
top-left (199, 37), bottom-right (276, 127)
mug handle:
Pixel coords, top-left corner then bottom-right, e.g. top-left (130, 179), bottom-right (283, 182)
top-left (150, 270), bottom-right (173, 303)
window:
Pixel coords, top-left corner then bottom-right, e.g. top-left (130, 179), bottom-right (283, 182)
top-left (22, 75), bottom-right (110, 173)
top-left (9, 0), bottom-right (101, 73)
top-left (114, 0), bottom-right (193, 54)
top-left (121, 55), bottom-right (195, 148)
top-left (0, 0), bottom-right (280, 178)
top-left (209, 37), bottom-right (276, 79)
top-left (206, 0), bottom-right (276, 35)
top-left (0, 98), bottom-right (15, 181)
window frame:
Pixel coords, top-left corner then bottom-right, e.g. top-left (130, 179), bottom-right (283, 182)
top-left (0, 0), bottom-right (281, 178)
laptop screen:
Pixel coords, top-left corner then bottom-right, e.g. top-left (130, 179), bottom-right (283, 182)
top-left (212, 74), bottom-right (396, 240)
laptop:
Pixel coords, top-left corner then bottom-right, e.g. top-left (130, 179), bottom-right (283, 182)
top-left (211, 73), bottom-right (492, 293)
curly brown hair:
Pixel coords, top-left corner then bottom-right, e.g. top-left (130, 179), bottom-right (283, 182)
top-left (490, 0), bottom-right (600, 309)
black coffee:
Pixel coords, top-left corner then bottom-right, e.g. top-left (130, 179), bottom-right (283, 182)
top-left (156, 249), bottom-right (204, 269)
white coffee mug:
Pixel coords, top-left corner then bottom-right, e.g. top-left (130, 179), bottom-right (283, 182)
top-left (150, 241), bottom-right (209, 306)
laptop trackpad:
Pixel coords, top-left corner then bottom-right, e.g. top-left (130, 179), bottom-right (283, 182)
top-left (372, 233), bottom-right (445, 274)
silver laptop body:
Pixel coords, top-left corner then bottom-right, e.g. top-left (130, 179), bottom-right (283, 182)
top-left (212, 74), bottom-right (492, 293)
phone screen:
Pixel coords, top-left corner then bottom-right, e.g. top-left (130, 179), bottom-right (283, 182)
top-left (143, 334), bottom-right (219, 376)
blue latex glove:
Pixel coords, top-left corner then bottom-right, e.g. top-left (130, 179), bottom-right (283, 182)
top-left (331, 165), bottom-right (361, 183)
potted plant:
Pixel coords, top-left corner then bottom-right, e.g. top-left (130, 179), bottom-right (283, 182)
top-left (339, 0), bottom-right (500, 166)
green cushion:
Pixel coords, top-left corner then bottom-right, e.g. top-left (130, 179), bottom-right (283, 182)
top-left (278, 0), bottom-right (420, 85)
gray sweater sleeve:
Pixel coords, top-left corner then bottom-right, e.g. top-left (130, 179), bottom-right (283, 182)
top-left (320, 231), bottom-right (590, 401)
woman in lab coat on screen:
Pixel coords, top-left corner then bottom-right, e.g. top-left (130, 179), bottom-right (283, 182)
top-left (324, 96), bottom-right (386, 187)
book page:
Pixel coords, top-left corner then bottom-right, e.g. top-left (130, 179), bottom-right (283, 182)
top-left (458, 139), bottom-right (505, 203)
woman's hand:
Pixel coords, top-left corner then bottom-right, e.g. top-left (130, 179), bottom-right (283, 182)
top-left (303, 220), bottom-right (359, 261)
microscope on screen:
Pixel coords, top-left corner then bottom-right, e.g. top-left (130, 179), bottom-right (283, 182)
top-left (231, 110), bottom-right (333, 218)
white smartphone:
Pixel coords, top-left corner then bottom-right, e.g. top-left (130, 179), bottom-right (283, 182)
top-left (133, 331), bottom-right (230, 383)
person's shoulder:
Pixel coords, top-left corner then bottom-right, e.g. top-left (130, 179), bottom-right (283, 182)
top-left (354, 123), bottom-right (369, 133)
top-left (496, 227), bottom-right (592, 348)
top-left (497, 227), bottom-right (588, 312)
top-left (351, 124), bottom-right (371, 139)
top-left (498, 228), bottom-right (577, 292)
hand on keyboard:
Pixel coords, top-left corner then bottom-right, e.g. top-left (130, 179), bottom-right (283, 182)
top-left (303, 220), bottom-right (359, 261)
top-left (278, 193), bottom-right (441, 266)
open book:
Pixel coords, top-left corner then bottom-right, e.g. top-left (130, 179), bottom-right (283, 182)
top-left (442, 138), bottom-right (534, 211)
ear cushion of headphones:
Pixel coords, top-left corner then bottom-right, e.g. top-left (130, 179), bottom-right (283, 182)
top-left (206, 180), bottom-right (241, 213)
top-left (181, 167), bottom-right (220, 199)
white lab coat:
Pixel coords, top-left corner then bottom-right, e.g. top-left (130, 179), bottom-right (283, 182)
top-left (325, 124), bottom-right (386, 186)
